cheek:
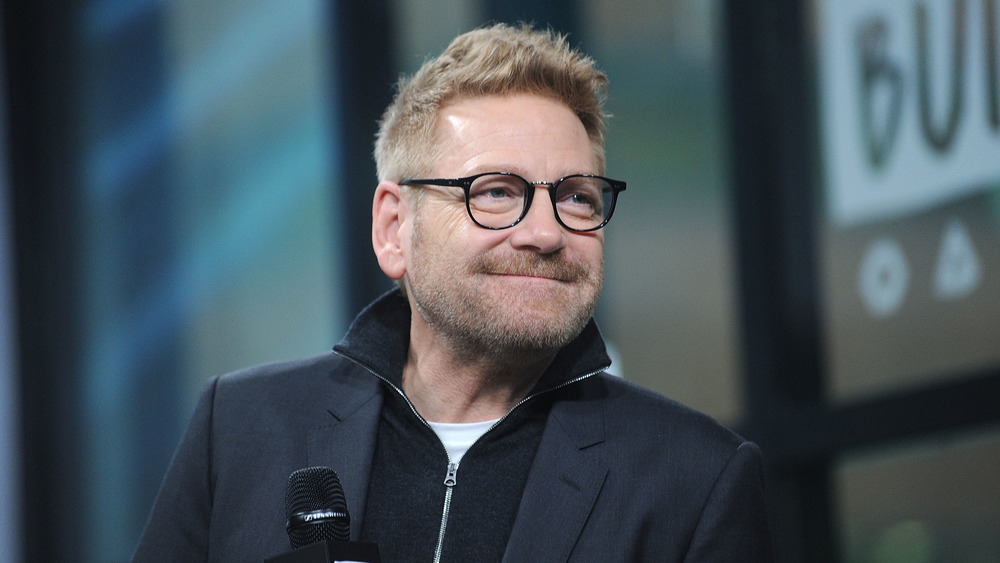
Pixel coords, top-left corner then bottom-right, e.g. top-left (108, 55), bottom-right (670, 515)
top-left (569, 234), bottom-right (605, 267)
top-left (422, 200), bottom-right (473, 235)
top-left (437, 207), bottom-right (510, 250)
top-left (440, 209), bottom-right (475, 236)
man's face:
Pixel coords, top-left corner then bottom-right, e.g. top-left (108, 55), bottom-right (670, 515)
top-left (402, 94), bottom-right (605, 358)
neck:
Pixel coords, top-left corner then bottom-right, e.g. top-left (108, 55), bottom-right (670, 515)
top-left (402, 321), bottom-right (557, 423)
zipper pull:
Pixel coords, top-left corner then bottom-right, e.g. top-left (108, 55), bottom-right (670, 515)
top-left (444, 462), bottom-right (458, 487)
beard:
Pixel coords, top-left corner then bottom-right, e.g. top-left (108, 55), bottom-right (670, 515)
top-left (405, 231), bottom-right (603, 362)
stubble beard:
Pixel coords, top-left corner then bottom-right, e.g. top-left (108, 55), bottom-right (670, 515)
top-left (406, 232), bottom-right (603, 363)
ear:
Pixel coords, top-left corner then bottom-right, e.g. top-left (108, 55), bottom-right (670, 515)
top-left (372, 181), bottom-right (408, 280)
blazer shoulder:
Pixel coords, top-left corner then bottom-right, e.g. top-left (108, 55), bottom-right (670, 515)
top-left (212, 351), bottom-right (369, 398)
top-left (206, 351), bottom-right (381, 432)
top-left (217, 351), bottom-right (347, 384)
top-left (588, 373), bottom-right (751, 458)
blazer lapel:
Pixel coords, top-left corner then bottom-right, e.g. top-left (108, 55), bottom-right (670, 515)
top-left (502, 394), bottom-right (608, 562)
top-left (307, 365), bottom-right (384, 541)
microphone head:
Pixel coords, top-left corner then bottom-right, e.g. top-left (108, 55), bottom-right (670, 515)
top-left (285, 466), bottom-right (351, 549)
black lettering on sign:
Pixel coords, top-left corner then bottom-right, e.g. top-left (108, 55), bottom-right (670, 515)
top-left (858, 19), bottom-right (904, 167)
top-left (987, 0), bottom-right (999, 129)
top-left (855, 1), bottom-right (1000, 168)
top-left (915, 0), bottom-right (965, 153)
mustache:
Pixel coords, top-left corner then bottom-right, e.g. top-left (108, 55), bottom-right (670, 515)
top-left (471, 253), bottom-right (593, 282)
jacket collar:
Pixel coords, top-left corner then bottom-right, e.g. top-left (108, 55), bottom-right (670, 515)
top-left (332, 289), bottom-right (612, 394)
top-left (329, 290), bottom-right (615, 555)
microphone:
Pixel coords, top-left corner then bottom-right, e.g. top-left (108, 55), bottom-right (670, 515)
top-left (286, 466), bottom-right (351, 548)
top-left (265, 466), bottom-right (381, 563)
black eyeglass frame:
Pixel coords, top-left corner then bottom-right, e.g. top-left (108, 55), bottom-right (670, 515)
top-left (398, 171), bottom-right (627, 232)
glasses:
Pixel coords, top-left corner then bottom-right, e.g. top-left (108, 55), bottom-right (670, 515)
top-left (399, 172), bottom-right (626, 232)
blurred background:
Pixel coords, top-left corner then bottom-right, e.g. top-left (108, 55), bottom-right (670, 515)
top-left (2, 0), bottom-right (998, 561)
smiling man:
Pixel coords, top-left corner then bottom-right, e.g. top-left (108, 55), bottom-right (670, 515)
top-left (133, 24), bottom-right (772, 562)
top-left (376, 94), bottom-right (608, 424)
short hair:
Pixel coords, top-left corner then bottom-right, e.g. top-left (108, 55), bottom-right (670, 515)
top-left (374, 23), bottom-right (609, 182)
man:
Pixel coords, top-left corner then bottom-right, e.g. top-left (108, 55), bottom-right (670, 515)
top-left (133, 23), bottom-right (771, 562)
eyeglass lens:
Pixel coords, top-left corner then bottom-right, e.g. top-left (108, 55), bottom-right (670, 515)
top-left (467, 174), bottom-right (614, 230)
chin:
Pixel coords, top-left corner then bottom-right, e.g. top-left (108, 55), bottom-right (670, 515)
top-left (491, 305), bottom-right (594, 348)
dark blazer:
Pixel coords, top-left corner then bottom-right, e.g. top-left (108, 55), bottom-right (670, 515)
top-left (132, 352), bottom-right (772, 562)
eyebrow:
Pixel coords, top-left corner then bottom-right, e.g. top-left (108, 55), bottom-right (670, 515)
top-left (467, 165), bottom-right (528, 178)
top-left (466, 167), bottom-right (595, 181)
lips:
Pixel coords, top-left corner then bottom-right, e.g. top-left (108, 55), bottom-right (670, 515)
top-left (471, 253), bottom-right (590, 283)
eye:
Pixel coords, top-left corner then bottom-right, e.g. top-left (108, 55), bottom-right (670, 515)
top-left (467, 174), bottom-right (525, 213)
top-left (555, 178), bottom-right (605, 218)
top-left (469, 176), bottom-right (523, 199)
top-left (481, 185), bottom-right (515, 199)
top-left (565, 192), bottom-right (597, 206)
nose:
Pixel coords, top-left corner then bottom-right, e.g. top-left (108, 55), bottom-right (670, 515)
top-left (507, 184), bottom-right (567, 254)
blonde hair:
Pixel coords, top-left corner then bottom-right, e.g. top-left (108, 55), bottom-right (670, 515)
top-left (374, 23), bottom-right (609, 182)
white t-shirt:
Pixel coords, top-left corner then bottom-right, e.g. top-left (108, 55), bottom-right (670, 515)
top-left (426, 418), bottom-right (500, 465)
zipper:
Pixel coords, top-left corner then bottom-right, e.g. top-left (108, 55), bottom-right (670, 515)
top-left (334, 349), bottom-right (609, 562)
top-left (433, 462), bottom-right (460, 563)
top-left (333, 357), bottom-right (457, 562)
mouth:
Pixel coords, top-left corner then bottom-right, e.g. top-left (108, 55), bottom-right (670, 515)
top-left (486, 271), bottom-right (572, 283)
top-left (474, 254), bottom-right (588, 284)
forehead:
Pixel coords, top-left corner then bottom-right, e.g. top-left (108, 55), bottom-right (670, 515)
top-left (430, 94), bottom-right (597, 177)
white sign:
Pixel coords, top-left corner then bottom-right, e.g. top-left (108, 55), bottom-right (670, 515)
top-left (818, 0), bottom-right (1000, 225)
